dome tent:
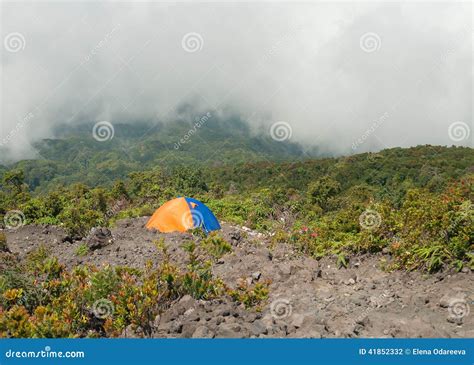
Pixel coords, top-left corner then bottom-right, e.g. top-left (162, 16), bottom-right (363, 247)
top-left (145, 197), bottom-right (220, 234)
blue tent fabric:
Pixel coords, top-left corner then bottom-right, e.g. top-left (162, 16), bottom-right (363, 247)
top-left (184, 197), bottom-right (221, 233)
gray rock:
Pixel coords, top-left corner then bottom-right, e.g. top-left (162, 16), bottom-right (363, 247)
top-left (160, 307), bottom-right (180, 324)
top-left (306, 329), bottom-right (322, 338)
top-left (229, 231), bottom-right (242, 246)
top-left (179, 295), bottom-right (194, 308)
top-left (248, 320), bottom-right (268, 336)
top-left (157, 321), bottom-right (172, 333)
top-left (192, 326), bottom-right (212, 338)
top-left (216, 306), bottom-right (231, 317)
top-left (244, 312), bottom-right (257, 323)
top-left (216, 323), bottom-right (242, 338)
top-left (181, 322), bottom-right (198, 337)
top-left (291, 314), bottom-right (305, 329)
top-left (312, 269), bottom-right (322, 280)
top-left (86, 227), bottom-right (113, 250)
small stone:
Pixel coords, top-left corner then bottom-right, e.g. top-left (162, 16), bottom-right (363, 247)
top-left (192, 326), bottom-right (212, 338)
top-left (218, 307), bottom-right (231, 317)
top-left (252, 272), bottom-right (262, 281)
top-left (86, 227), bottom-right (113, 250)
top-left (229, 231), bottom-right (241, 246)
top-left (181, 322), bottom-right (198, 337)
top-left (248, 320), bottom-right (268, 336)
top-left (157, 322), bottom-right (172, 333)
top-left (216, 323), bottom-right (242, 338)
top-left (179, 295), bottom-right (194, 309)
top-left (291, 314), bottom-right (305, 329)
top-left (307, 330), bottom-right (322, 339)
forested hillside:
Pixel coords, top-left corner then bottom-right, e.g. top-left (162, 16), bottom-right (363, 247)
top-left (0, 118), bottom-right (313, 192)
top-left (1, 142), bottom-right (473, 272)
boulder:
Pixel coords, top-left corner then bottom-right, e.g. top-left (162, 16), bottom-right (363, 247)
top-left (192, 326), bottom-right (213, 338)
top-left (216, 323), bottom-right (243, 338)
top-left (86, 227), bottom-right (113, 250)
top-left (248, 320), bottom-right (268, 336)
top-left (291, 314), bottom-right (306, 329)
top-left (229, 230), bottom-right (242, 246)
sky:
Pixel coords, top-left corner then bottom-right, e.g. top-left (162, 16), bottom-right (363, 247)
top-left (0, 1), bottom-right (472, 162)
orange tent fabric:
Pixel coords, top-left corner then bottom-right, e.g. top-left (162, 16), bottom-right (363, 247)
top-left (145, 197), bottom-right (192, 232)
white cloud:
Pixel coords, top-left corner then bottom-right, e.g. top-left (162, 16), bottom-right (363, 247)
top-left (0, 1), bottom-right (471, 161)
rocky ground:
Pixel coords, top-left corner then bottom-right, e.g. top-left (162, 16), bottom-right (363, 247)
top-left (3, 217), bottom-right (473, 338)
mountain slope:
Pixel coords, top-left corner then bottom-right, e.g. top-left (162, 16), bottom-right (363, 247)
top-left (2, 118), bottom-right (315, 192)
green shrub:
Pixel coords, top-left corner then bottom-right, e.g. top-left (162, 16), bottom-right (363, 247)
top-left (75, 243), bottom-right (89, 257)
top-left (228, 280), bottom-right (270, 309)
top-left (200, 233), bottom-right (232, 260)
